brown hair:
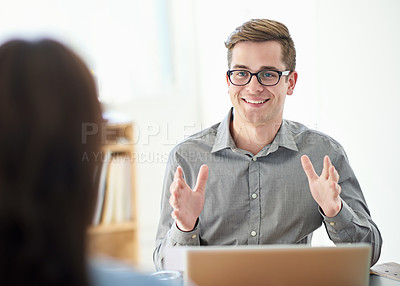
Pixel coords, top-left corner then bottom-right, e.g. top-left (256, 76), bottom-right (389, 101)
top-left (225, 19), bottom-right (296, 71)
top-left (0, 39), bottom-right (102, 286)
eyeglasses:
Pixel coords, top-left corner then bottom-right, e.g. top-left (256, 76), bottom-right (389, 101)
top-left (227, 69), bottom-right (291, 86)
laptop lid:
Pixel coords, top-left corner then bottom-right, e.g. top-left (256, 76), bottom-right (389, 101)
top-left (184, 244), bottom-right (371, 286)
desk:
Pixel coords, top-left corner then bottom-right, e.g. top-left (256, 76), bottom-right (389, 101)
top-left (370, 275), bottom-right (400, 286)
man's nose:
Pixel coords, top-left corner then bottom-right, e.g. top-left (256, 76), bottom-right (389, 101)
top-left (246, 75), bottom-right (264, 93)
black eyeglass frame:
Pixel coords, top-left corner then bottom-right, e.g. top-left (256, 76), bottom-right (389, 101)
top-left (227, 69), bottom-right (291, 86)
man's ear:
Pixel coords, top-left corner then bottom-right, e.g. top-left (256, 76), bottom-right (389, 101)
top-left (287, 71), bottom-right (298, 96)
top-left (226, 73), bottom-right (231, 86)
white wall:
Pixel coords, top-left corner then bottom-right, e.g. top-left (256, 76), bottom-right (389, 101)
top-left (314, 0), bottom-right (400, 264)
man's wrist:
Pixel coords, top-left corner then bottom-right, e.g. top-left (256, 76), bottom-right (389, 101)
top-left (170, 220), bottom-right (201, 246)
top-left (320, 200), bottom-right (343, 217)
top-left (176, 218), bottom-right (199, 232)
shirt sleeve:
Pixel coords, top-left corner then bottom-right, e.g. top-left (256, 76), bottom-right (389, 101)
top-left (320, 143), bottom-right (383, 266)
top-left (153, 150), bottom-right (201, 271)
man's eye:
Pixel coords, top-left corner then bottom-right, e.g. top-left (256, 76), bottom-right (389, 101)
top-left (261, 71), bottom-right (278, 78)
top-left (261, 72), bottom-right (274, 78)
top-left (237, 71), bottom-right (248, 77)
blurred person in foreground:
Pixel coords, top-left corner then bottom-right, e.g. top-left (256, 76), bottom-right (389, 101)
top-left (154, 19), bottom-right (382, 270)
top-left (0, 39), bottom-right (162, 286)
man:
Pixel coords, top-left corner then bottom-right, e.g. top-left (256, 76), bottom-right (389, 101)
top-left (154, 19), bottom-right (382, 270)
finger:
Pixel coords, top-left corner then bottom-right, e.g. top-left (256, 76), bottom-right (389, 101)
top-left (169, 179), bottom-right (180, 195)
top-left (171, 210), bottom-right (178, 220)
top-left (330, 181), bottom-right (341, 196)
top-left (169, 176), bottom-right (184, 204)
top-left (170, 166), bottom-right (186, 195)
top-left (336, 183), bottom-right (342, 196)
top-left (321, 156), bottom-right (331, 180)
top-left (194, 164), bottom-right (209, 193)
top-left (329, 165), bottom-right (340, 183)
top-left (301, 155), bottom-right (319, 183)
top-left (173, 166), bottom-right (183, 181)
top-left (169, 192), bottom-right (178, 208)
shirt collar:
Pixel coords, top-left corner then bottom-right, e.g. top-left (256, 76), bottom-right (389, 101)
top-left (269, 119), bottom-right (299, 153)
top-left (211, 108), bottom-right (299, 154)
top-left (211, 108), bottom-right (235, 153)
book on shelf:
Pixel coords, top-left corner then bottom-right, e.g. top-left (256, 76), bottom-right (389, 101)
top-left (92, 151), bottom-right (112, 225)
top-left (100, 154), bottom-right (133, 225)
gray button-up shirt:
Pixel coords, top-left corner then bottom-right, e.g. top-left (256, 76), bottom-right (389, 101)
top-left (154, 109), bottom-right (382, 270)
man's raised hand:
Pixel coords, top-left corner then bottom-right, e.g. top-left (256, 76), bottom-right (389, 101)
top-left (169, 164), bottom-right (209, 231)
top-left (301, 155), bottom-right (342, 217)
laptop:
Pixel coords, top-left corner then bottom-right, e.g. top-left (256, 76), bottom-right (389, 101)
top-left (169, 244), bottom-right (372, 286)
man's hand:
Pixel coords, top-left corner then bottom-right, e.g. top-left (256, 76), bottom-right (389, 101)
top-left (169, 164), bottom-right (209, 231)
top-left (301, 155), bottom-right (342, 217)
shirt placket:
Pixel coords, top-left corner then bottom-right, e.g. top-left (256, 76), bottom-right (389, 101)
top-left (248, 155), bottom-right (261, 244)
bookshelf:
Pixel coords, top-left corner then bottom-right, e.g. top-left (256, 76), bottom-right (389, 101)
top-left (87, 122), bottom-right (139, 265)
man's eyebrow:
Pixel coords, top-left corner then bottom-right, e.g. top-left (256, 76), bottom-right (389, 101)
top-left (260, 65), bottom-right (280, 70)
top-left (232, 64), bottom-right (249, 69)
top-left (231, 64), bottom-right (281, 70)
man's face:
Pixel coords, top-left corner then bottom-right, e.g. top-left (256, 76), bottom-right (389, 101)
top-left (227, 41), bottom-right (297, 127)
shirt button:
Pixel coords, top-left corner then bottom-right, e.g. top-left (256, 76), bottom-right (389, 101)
top-left (191, 234), bottom-right (197, 239)
top-left (252, 157), bottom-right (257, 161)
top-left (251, 193), bottom-right (258, 199)
top-left (251, 231), bottom-right (257, 237)
top-left (329, 222), bottom-right (335, 226)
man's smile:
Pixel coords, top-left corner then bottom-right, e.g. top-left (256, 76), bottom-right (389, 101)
top-left (243, 98), bottom-right (270, 104)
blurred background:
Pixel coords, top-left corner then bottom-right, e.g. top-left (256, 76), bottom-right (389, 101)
top-left (1, 0), bottom-right (399, 271)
